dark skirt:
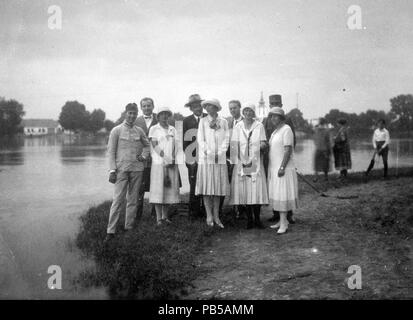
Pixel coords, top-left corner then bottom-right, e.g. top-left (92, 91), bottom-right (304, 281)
top-left (333, 143), bottom-right (352, 170)
top-left (314, 150), bottom-right (331, 173)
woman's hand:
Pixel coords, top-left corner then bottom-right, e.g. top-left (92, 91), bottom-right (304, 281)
top-left (278, 167), bottom-right (285, 177)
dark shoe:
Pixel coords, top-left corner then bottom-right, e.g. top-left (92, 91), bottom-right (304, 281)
top-left (104, 234), bottom-right (115, 243)
top-left (254, 221), bottom-right (265, 229)
top-left (246, 221), bottom-right (254, 229)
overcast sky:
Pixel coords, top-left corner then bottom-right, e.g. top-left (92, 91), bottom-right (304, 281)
top-left (1, 0), bottom-right (413, 121)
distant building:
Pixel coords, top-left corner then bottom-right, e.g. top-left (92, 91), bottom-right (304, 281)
top-left (256, 91), bottom-right (268, 121)
top-left (22, 119), bottom-right (62, 136)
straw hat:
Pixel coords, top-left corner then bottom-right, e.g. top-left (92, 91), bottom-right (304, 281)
top-left (201, 99), bottom-right (222, 111)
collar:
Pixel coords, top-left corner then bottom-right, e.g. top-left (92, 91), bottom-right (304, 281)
top-left (144, 114), bottom-right (153, 120)
top-left (234, 116), bottom-right (243, 122)
top-left (123, 120), bottom-right (134, 128)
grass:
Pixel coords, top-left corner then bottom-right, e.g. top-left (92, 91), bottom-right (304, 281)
top-left (74, 201), bottom-right (218, 299)
top-left (74, 167), bottom-right (413, 299)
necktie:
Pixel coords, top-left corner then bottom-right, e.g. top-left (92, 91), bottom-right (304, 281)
top-left (144, 116), bottom-right (151, 119)
top-left (197, 117), bottom-right (200, 125)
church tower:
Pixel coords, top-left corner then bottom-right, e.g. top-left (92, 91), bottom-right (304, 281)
top-left (257, 91), bottom-right (267, 121)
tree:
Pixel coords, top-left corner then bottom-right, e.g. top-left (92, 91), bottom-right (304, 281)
top-left (0, 97), bottom-right (25, 136)
top-left (390, 94), bottom-right (413, 135)
top-left (104, 119), bottom-right (115, 132)
top-left (286, 108), bottom-right (312, 133)
top-left (58, 101), bottom-right (89, 132)
top-left (87, 108), bottom-right (106, 133)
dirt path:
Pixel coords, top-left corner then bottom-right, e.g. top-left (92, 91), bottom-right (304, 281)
top-left (185, 177), bottom-right (413, 299)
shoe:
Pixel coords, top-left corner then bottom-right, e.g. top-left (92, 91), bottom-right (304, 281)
top-left (270, 222), bottom-right (280, 229)
top-left (104, 234), bottom-right (115, 243)
top-left (163, 218), bottom-right (172, 224)
top-left (214, 220), bottom-right (224, 229)
top-left (156, 220), bottom-right (163, 226)
top-left (206, 220), bottom-right (214, 227)
top-left (246, 221), bottom-right (254, 229)
top-left (277, 224), bottom-right (289, 235)
top-left (254, 221), bottom-right (265, 229)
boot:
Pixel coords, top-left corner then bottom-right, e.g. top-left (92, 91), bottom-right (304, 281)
top-left (253, 205), bottom-right (264, 229)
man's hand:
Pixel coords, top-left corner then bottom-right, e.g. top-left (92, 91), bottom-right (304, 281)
top-left (109, 171), bottom-right (117, 184)
top-left (278, 167), bottom-right (285, 177)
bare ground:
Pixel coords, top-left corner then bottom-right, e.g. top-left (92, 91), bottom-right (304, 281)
top-left (184, 176), bottom-right (413, 299)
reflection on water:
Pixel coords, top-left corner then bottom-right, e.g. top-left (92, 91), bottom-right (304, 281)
top-left (0, 134), bottom-right (412, 299)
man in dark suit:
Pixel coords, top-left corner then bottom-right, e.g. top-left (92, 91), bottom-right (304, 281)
top-left (183, 94), bottom-right (207, 217)
top-left (135, 97), bottom-right (158, 220)
top-left (262, 94), bottom-right (296, 224)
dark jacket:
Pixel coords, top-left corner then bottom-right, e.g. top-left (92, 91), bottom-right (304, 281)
top-left (182, 113), bottom-right (207, 164)
top-left (135, 114), bottom-right (158, 167)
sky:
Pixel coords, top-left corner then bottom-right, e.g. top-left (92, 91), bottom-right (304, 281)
top-left (1, 0), bottom-right (413, 121)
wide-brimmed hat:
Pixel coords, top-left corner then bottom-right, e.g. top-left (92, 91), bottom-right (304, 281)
top-left (201, 99), bottom-right (222, 111)
top-left (242, 103), bottom-right (256, 116)
top-left (269, 94), bottom-right (282, 106)
top-left (268, 107), bottom-right (285, 118)
top-left (184, 94), bottom-right (203, 107)
top-left (156, 107), bottom-right (173, 119)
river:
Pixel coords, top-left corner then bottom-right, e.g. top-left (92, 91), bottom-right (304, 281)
top-left (0, 134), bottom-right (412, 299)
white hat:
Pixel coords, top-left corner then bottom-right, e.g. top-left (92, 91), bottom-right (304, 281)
top-left (242, 103), bottom-right (256, 116)
top-left (156, 107), bottom-right (173, 119)
top-left (201, 99), bottom-right (222, 111)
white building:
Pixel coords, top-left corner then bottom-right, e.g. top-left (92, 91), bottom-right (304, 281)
top-left (22, 119), bottom-right (62, 136)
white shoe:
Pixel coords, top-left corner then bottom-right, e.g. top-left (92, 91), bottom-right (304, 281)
top-left (277, 223), bottom-right (289, 235)
top-left (270, 222), bottom-right (281, 229)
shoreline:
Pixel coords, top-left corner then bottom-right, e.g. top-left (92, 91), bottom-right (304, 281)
top-left (74, 167), bottom-right (413, 299)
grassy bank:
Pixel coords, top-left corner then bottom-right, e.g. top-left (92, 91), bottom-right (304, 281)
top-left (75, 202), bottom-right (218, 299)
top-left (75, 167), bottom-right (413, 299)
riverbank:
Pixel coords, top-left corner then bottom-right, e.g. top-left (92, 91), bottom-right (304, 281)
top-left (75, 167), bottom-right (413, 299)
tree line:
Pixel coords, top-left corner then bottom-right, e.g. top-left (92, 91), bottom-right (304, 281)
top-left (1, 94), bottom-right (412, 137)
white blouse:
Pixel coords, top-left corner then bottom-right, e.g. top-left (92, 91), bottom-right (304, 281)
top-left (197, 115), bottom-right (229, 165)
top-left (372, 128), bottom-right (390, 149)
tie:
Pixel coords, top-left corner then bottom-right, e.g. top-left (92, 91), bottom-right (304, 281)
top-left (197, 117), bottom-right (200, 125)
top-left (144, 116), bottom-right (151, 119)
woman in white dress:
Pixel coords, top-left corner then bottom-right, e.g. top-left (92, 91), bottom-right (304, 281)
top-left (195, 99), bottom-right (230, 228)
top-left (267, 107), bottom-right (299, 234)
top-left (148, 107), bottom-right (181, 225)
top-left (229, 104), bottom-right (269, 229)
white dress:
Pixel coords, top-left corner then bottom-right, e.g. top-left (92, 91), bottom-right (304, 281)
top-left (148, 124), bottom-right (180, 204)
top-left (229, 120), bottom-right (269, 205)
top-left (268, 124), bottom-right (299, 211)
top-left (195, 115), bottom-right (229, 196)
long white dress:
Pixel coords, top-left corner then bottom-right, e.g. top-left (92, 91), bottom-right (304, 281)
top-left (268, 124), bottom-right (299, 211)
top-left (195, 115), bottom-right (229, 196)
top-left (148, 124), bottom-right (180, 204)
top-left (229, 120), bottom-right (269, 205)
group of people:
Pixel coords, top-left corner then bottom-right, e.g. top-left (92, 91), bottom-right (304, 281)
top-left (104, 93), bottom-right (391, 242)
top-left (104, 94), bottom-right (299, 242)
top-left (312, 118), bottom-right (390, 181)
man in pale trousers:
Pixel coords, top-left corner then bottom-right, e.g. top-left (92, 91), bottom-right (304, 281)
top-left (105, 103), bottom-right (150, 242)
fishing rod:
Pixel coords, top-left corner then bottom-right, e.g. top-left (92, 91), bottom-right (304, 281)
top-left (295, 170), bottom-right (359, 200)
